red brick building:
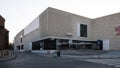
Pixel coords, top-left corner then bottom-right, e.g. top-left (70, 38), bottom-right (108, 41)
top-left (0, 15), bottom-right (9, 50)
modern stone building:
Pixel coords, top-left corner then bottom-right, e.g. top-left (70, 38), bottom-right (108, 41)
top-left (14, 7), bottom-right (120, 51)
top-left (0, 15), bottom-right (9, 50)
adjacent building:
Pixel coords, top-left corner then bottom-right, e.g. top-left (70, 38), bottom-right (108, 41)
top-left (0, 15), bottom-right (9, 50)
top-left (14, 7), bottom-right (120, 51)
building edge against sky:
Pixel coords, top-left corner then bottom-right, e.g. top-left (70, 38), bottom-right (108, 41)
top-left (0, 15), bottom-right (9, 50)
top-left (14, 7), bottom-right (120, 51)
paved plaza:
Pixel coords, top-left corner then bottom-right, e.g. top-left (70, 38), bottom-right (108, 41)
top-left (36, 50), bottom-right (120, 68)
top-left (0, 51), bottom-right (116, 68)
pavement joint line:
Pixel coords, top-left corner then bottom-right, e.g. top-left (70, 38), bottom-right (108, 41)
top-left (78, 58), bottom-right (120, 68)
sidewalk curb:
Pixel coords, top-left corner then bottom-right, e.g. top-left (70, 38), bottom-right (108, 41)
top-left (0, 54), bottom-right (17, 62)
top-left (37, 54), bottom-right (120, 59)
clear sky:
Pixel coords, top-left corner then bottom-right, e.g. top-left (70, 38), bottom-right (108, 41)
top-left (0, 0), bottom-right (120, 43)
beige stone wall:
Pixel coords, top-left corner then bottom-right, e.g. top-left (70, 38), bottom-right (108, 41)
top-left (92, 13), bottom-right (120, 50)
top-left (47, 7), bottom-right (92, 40)
top-left (14, 30), bottom-right (24, 45)
top-left (15, 7), bottom-right (92, 50)
top-left (72, 14), bottom-right (92, 41)
top-left (14, 30), bottom-right (24, 49)
top-left (15, 7), bottom-right (120, 50)
top-left (23, 28), bottom-right (40, 50)
top-left (39, 9), bottom-right (48, 38)
top-left (48, 8), bottom-right (72, 38)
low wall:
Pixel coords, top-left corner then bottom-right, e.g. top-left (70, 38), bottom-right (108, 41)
top-left (0, 50), bottom-right (14, 57)
top-left (31, 50), bottom-right (56, 54)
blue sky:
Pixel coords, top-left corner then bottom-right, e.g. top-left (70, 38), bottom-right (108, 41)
top-left (0, 0), bottom-right (120, 43)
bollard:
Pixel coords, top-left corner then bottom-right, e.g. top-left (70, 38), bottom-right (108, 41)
top-left (1, 51), bottom-right (3, 56)
top-left (0, 51), bottom-right (1, 56)
top-left (9, 51), bottom-right (10, 56)
top-left (7, 50), bottom-right (9, 55)
top-left (4, 50), bottom-right (7, 55)
top-left (57, 51), bottom-right (61, 57)
top-left (10, 51), bottom-right (13, 56)
top-left (3, 51), bottom-right (4, 56)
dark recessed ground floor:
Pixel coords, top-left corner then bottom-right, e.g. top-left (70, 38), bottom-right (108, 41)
top-left (32, 38), bottom-right (103, 50)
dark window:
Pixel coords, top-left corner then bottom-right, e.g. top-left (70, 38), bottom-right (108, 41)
top-left (17, 46), bottom-right (20, 50)
top-left (32, 42), bottom-right (40, 50)
top-left (44, 39), bottom-right (56, 50)
top-left (20, 38), bottom-right (22, 43)
top-left (21, 45), bottom-right (23, 49)
top-left (80, 24), bottom-right (87, 37)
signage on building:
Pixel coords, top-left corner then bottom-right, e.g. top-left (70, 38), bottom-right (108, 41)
top-left (115, 25), bottom-right (120, 35)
